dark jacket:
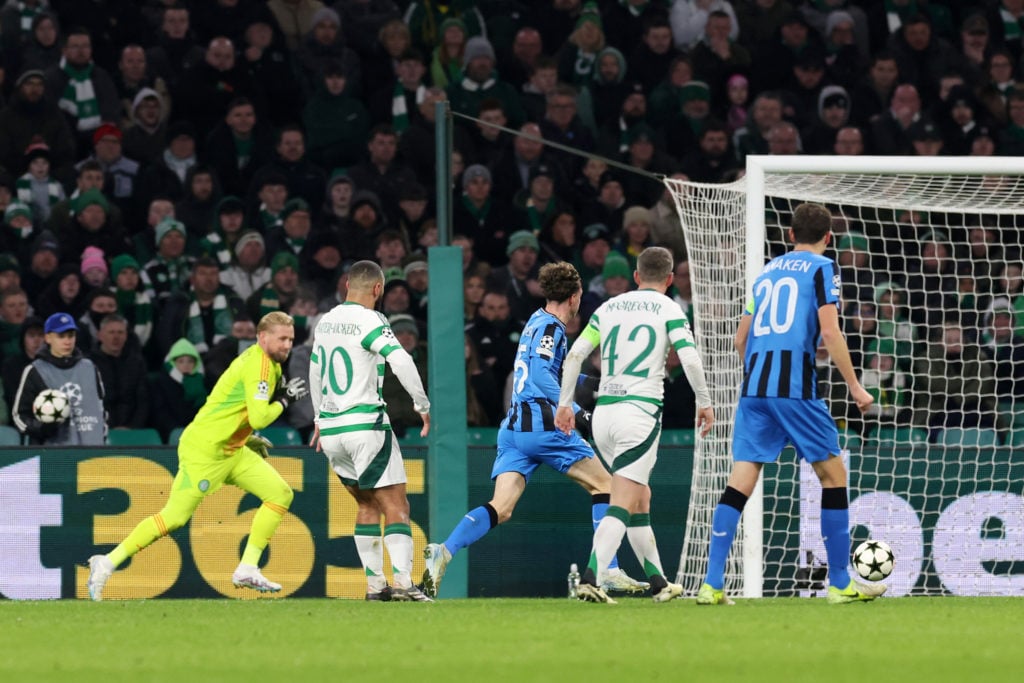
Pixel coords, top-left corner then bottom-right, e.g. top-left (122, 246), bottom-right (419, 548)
top-left (89, 347), bottom-right (149, 429)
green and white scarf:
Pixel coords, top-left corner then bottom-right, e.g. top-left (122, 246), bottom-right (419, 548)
top-left (16, 173), bottom-right (63, 209)
top-left (260, 204), bottom-right (282, 231)
top-left (18, 1), bottom-right (44, 32)
top-left (186, 292), bottom-right (232, 354)
top-left (58, 57), bottom-right (101, 131)
top-left (392, 82), bottom-right (427, 134)
top-left (1002, 7), bottom-right (1023, 42)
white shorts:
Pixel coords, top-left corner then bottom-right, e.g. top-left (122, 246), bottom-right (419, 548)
top-left (592, 402), bottom-right (663, 485)
top-left (319, 429), bottom-right (407, 489)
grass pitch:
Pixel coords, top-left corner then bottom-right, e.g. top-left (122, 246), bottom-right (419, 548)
top-left (2, 597), bottom-right (1021, 683)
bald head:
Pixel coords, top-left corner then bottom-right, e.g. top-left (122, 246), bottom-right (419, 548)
top-left (206, 37), bottom-right (235, 71)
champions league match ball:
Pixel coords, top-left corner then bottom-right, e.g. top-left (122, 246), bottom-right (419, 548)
top-left (853, 540), bottom-right (895, 582)
top-left (33, 389), bottom-right (70, 424)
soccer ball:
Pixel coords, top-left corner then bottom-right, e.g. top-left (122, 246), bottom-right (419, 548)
top-left (33, 389), bottom-right (70, 424)
top-left (853, 540), bottom-right (894, 582)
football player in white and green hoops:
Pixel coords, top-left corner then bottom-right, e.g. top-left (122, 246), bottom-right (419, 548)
top-left (556, 246), bottom-right (715, 603)
top-left (309, 260), bottom-right (433, 602)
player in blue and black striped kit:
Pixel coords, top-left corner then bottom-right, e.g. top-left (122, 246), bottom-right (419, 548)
top-left (421, 262), bottom-right (648, 598)
top-left (697, 202), bottom-right (884, 606)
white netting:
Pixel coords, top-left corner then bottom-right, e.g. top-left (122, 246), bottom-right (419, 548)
top-left (669, 167), bottom-right (1024, 598)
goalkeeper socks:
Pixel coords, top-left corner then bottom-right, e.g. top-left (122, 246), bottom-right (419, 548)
top-left (820, 487), bottom-right (852, 589)
top-left (241, 501), bottom-right (287, 566)
top-left (383, 523), bottom-right (414, 589)
top-left (443, 503), bottom-right (498, 556)
top-left (625, 513), bottom-right (665, 579)
top-left (354, 524), bottom-right (386, 591)
top-left (587, 505), bottom-right (629, 584)
top-left (109, 515), bottom-right (164, 567)
top-left (591, 494), bottom-right (620, 571)
top-left (705, 487), bottom-right (747, 590)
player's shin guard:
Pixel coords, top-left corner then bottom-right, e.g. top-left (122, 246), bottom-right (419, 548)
top-left (705, 487), bottom-right (747, 590)
top-left (241, 500), bottom-right (288, 566)
top-left (591, 493), bottom-right (619, 570)
top-left (443, 503), bottom-right (498, 555)
top-left (354, 524), bottom-right (387, 591)
top-left (383, 523), bottom-right (414, 588)
top-left (820, 487), bottom-right (851, 589)
top-left (587, 505), bottom-right (628, 585)
top-left (625, 513), bottom-right (664, 579)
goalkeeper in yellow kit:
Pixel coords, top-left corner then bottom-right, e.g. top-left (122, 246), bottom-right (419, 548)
top-left (87, 311), bottom-right (309, 600)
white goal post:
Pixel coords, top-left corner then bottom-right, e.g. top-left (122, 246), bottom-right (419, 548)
top-left (669, 155), bottom-right (1024, 598)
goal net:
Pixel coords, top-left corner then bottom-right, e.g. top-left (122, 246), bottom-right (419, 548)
top-left (669, 156), bottom-right (1024, 598)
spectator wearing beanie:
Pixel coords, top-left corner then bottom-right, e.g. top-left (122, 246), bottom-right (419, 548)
top-left (296, 7), bottom-right (363, 99)
top-left (246, 251), bottom-right (302, 326)
top-left (21, 230), bottom-right (60, 301)
top-left (17, 141), bottom-right (64, 223)
top-left (58, 188), bottom-right (129, 263)
top-left (45, 160), bottom-right (124, 240)
top-left (75, 123), bottom-right (141, 217)
top-left (0, 253), bottom-right (21, 295)
top-left (338, 190), bottom-right (386, 262)
top-left (110, 253), bottom-right (152, 348)
top-left (487, 230), bottom-right (542, 327)
top-left (3, 201), bottom-right (38, 265)
top-left (199, 196), bottom-right (248, 270)
top-left (141, 217), bottom-right (193, 303)
top-left (80, 245), bottom-right (108, 289)
top-left (452, 164), bottom-right (513, 268)
top-left (614, 206), bottom-right (655, 271)
top-left (556, 2), bottom-right (605, 86)
top-left (427, 17), bottom-right (467, 90)
top-left (405, 0), bottom-right (485, 56)
top-left (266, 198), bottom-right (314, 261)
top-left (220, 230), bottom-right (271, 301)
top-left (447, 36), bottom-right (526, 129)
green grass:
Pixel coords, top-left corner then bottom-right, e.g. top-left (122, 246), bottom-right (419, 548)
top-left (2, 597), bottom-right (1022, 682)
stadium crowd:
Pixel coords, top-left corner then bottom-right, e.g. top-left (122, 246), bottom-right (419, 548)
top-left (0, 0), bottom-right (1022, 444)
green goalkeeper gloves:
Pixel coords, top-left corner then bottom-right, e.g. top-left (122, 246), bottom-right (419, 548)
top-left (246, 434), bottom-right (273, 458)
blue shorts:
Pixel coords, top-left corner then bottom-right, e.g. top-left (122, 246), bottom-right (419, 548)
top-left (732, 397), bottom-right (840, 464)
top-left (492, 429), bottom-right (595, 482)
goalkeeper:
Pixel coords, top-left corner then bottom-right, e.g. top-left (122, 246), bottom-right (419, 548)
top-left (87, 311), bottom-right (310, 600)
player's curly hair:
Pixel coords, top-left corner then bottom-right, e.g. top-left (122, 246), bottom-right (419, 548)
top-left (791, 203), bottom-right (832, 244)
top-left (538, 262), bottom-right (582, 303)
